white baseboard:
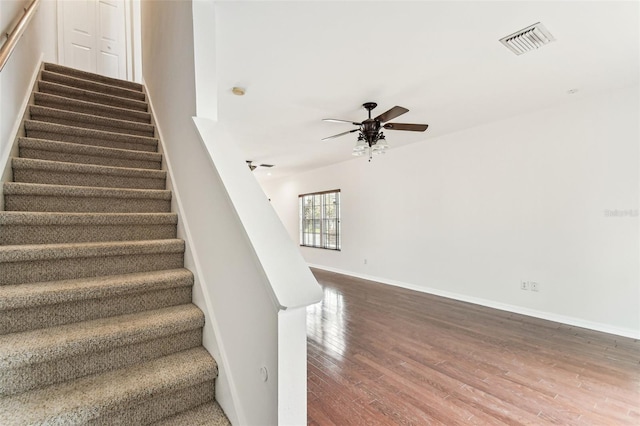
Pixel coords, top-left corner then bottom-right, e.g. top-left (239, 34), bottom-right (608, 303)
top-left (308, 263), bottom-right (640, 340)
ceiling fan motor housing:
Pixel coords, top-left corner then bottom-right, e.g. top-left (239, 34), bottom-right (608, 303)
top-left (361, 119), bottom-right (382, 146)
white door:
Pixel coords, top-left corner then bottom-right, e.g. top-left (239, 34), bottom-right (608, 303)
top-left (59, 0), bottom-right (127, 79)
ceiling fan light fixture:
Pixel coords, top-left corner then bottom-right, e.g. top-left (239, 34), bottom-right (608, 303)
top-left (353, 136), bottom-right (367, 153)
top-left (372, 145), bottom-right (387, 155)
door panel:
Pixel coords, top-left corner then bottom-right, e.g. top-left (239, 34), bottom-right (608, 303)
top-left (97, 0), bottom-right (126, 78)
top-left (62, 0), bottom-right (96, 73)
top-left (70, 44), bottom-right (93, 72)
top-left (97, 50), bottom-right (119, 79)
top-left (60, 0), bottom-right (127, 79)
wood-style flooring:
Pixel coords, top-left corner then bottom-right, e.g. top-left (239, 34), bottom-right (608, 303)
top-left (307, 268), bottom-right (640, 425)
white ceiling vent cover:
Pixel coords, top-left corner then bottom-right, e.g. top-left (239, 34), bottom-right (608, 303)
top-left (500, 22), bottom-right (555, 55)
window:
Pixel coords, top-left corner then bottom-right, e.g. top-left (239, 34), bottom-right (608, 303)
top-left (299, 189), bottom-right (341, 250)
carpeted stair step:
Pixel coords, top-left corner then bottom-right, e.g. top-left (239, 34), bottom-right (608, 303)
top-left (0, 304), bottom-right (204, 396)
top-left (38, 80), bottom-right (148, 112)
top-left (19, 137), bottom-right (162, 170)
top-left (0, 347), bottom-right (217, 425)
top-left (0, 62), bottom-right (229, 424)
top-left (41, 70), bottom-right (146, 102)
top-left (44, 62), bottom-right (144, 92)
top-left (34, 91), bottom-right (151, 123)
top-left (0, 211), bottom-right (177, 245)
top-left (24, 120), bottom-right (158, 152)
top-left (3, 182), bottom-right (171, 213)
top-left (153, 401), bottom-right (231, 426)
top-left (29, 105), bottom-right (155, 137)
top-left (0, 239), bottom-right (184, 285)
top-left (12, 158), bottom-right (167, 190)
top-left (0, 268), bottom-right (193, 334)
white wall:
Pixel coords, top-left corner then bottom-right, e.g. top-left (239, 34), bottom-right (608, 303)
top-left (1, 0), bottom-right (57, 177)
top-left (142, 1), bottom-right (302, 424)
top-left (263, 86), bottom-right (640, 338)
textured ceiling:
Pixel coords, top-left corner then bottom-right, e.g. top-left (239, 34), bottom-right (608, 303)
top-left (215, 1), bottom-right (640, 181)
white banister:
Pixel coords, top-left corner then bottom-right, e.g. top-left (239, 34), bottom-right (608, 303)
top-left (192, 117), bottom-right (324, 310)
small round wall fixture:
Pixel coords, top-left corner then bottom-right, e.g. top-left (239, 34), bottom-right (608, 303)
top-left (232, 87), bottom-right (246, 96)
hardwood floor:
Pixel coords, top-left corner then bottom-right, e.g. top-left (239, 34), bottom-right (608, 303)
top-left (307, 269), bottom-right (640, 425)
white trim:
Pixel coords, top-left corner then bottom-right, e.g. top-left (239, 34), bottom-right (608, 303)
top-left (144, 88), bottom-right (241, 425)
top-left (0, 53), bottom-right (42, 186)
top-left (124, 0), bottom-right (133, 81)
top-left (55, 0), bottom-right (64, 65)
top-left (308, 263), bottom-right (640, 340)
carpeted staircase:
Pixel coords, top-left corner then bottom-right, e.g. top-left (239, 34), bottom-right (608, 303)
top-left (0, 63), bottom-right (230, 425)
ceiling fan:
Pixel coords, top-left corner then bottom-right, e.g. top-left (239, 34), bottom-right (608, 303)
top-left (246, 160), bottom-right (274, 171)
top-left (322, 102), bottom-right (428, 160)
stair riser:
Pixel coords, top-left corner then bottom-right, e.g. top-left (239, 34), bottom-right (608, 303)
top-left (38, 81), bottom-right (148, 112)
top-left (1, 330), bottom-right (202, 396)
top-left (0, 224), bottom-right (177, 245)
top-left (20, 147), bottom-right (162, 170)
top-left (25, 128), bottom-right (157, 152)
top-left (44, 63), bottom-right (144, 92)
top-left (0, 286), bottom-right (192, 334)
top-left (4, 195), bottom-right (171, 213)
top-left (29, 114), bottom-right (155, 138)
top-left (13, 168), bottom-right (167, 190)
top-left (0, 252), bottom-right (184, 285)
top-left (41, 71), bottom-right (146, 102)
top-left (155, 402), bottom-right (229, 426)
top-left (87, 380), bottom-right (215, 425)
top-left (34, 94), bottom-right (151, 124)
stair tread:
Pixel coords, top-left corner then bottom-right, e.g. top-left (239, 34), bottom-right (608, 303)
top-left (19, 137), bottom-right (161, 161)
top-left (38, 80), bottom-right (148, 112)
top-left (0, 347), bottom-right (216, 425)
top-left (34, 92), bottom-right (151, 123)
top-left (0, 239), bottom-right (184, 263)
top-left (0, 304), bottom-right (204, 368)
top-left (12, 157), bottom-right (166, 179)
top-left (0, 268), bottom-right (191, 311)
top-left (44, 63), bottom-right (144, 92)
top-left (0, 211), bottom-right (177, 225)
top-left (30, 105), bottom-right (154, 134)
top-left (41, 70), bottom-right (146, 101)
top-left (3, 182), bottom-right (171, 199)
top-left (24, 120), bottom-right (158, 146)
top-left (153, 401), bottom-right (230, 426)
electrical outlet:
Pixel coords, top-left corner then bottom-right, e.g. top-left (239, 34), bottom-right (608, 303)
top-left (530, 282), bottom-right (539, 292)
top-left (521, 281), bottom-right (529, 290)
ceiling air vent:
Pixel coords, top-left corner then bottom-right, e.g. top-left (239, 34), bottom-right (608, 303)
top-left (499, 22), bottom-right (555, 55)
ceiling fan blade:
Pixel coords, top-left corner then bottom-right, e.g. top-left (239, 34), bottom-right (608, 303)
top-left (321, 128), bottom-right (359, 141)
top-left (375, 106), bottom-right (409, 123)
top-left (323, 118), bottom-right (362, 126)
top-left (383, 123), bottom-right (429, 132)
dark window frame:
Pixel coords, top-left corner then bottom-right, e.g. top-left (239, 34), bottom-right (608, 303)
top-left (299, 189), bottom-right (341, 251)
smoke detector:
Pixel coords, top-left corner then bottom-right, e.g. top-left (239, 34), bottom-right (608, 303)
top-left (499, 22), bottom-right (555, 55)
